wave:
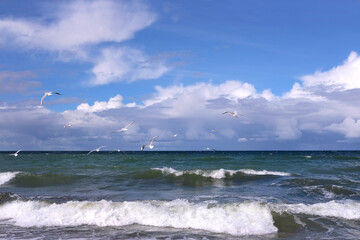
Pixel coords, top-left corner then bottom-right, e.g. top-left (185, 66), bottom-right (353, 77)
top-left (0, 197), bottom-right (359, 236)
top-left (0, 199), bottom-right (277, 236)
top-left (151, 167), bottom-right (291, 179)
top-left (0, 171), bottom-right (21, 186)
top-left (7, 172), bottom-right (83, 187)
top-left (279, 178), bottom-right (359, 198)
top-left (272, 200), bottom-right (360, 220)
top-left (0, 192), bottom-right (19, 205)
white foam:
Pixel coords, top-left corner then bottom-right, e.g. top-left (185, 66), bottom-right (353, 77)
top-left (0, 172), bottom-right (20, 185)
top-left (272, 200), bottom-right (360, 220)
top-left (303, 186), bottom-right (336, 199)
top-left (238, 169), bottom-right (291, 176)
top-left (0, 199), bottom-right (277, 236)
top-left (152, 167), bottom-right (291, 178)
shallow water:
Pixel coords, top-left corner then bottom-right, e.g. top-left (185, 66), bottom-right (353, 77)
top-left (1, 151), bottom-right (359, 239)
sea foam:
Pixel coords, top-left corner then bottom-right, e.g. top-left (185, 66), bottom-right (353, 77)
top-left (0, 172), bottom-right (20, 185)
top-left (152, 167), bottom-right (291, 178)
top-left (0, 199), bottom-right (277, 236)
top-left (273, 200), bottom-right (360, 220)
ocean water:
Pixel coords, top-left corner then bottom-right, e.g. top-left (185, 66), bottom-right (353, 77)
top-left (0, 151), bottom-right (359, 239)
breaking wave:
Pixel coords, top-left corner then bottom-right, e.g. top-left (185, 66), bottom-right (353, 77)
top-left (0, 171), bottom-right (21, 186)
top-left (0, 197), bottom-right (359, 236)
top-left (272, 200), bottom-right (360, 220)
top-left (152, 167), bottom-right (291, 178)
top-left (0, 199), bottom-right (277, 236)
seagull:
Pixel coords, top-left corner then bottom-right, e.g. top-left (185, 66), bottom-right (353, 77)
top-left (87, 146), bottom-right (107, 155)
top-left (207, 129), bottom-right (216, 132)
top-left (141, 136), bottom-right (158, 151)
top-left (9, 149), bottom-right (21, 157)
top-left (113, 121), bottom-right (134, 133)
top-left (173, 133), bottom-right (178, 138)
top-left (41, 91), bottom-right (61, 106)
top-left (64, 124), bottom-right (72, 128)
top-left (204, 147), bottom-right (216, 151)
top-left (222, 111), bottom-right (241, 118)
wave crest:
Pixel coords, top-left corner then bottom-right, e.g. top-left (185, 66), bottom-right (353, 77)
top-left (0, 172), bottom-right (21, 185)
top-left (0, 199), bottom-right (277, 236)
top-left (272, 200), bottom-right (360, 220)
top-left (152, 167), bottom-right (291, 179)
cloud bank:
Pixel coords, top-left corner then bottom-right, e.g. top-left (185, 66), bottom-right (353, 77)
top-left (1, 52), bottom-right (359, 150)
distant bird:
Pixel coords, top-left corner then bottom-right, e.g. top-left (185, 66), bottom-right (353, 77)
top-left (113, 121), bottom-right (134, 133)
top-left (41, 91), bottom-right (61, 106)
top-left (87, 146), bottom-right (107, 155)
top-left (204, 147), bottom-right (216, 151)
top-left (173, 133), bottom-right (178, 138)
top-left (9, 149), bottom-right (21, 157)
top-left (141, 136), bottom-right (158, 151)
top-left (208, 129), bottom-right (216, 132)
top-left (64, 124), bottom-right (72, 128)
top-left (222, 111), bottom-right (240, 118)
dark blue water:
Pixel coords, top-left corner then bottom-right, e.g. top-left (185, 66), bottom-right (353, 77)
top-left (0, 151), bottom-right (359, 239)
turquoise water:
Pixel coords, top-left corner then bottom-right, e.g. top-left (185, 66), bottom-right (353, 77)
top-left (0, 151), bottom-right (359, 239)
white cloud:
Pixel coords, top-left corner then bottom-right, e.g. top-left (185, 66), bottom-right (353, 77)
top-left (275, 119), bottom-right (302, 140)
top-left (0, 0), bottom-right (171, 85)
top-left (1, 52), bottom-right (360, 150)
top-left (76, 94), bottom-right (136, 112)
top-left (237, 137), bottom-right (248, 142)
top-left (325, 117), bottom-right (360, 138)
top-left (142, 80), bottom-right (263, 119)
top-left (90, 47), bottom-right (169, 85)
top-left (0, 0), bottom-right (155, 53)
top-left (300, 51), bottom-right (360, 91)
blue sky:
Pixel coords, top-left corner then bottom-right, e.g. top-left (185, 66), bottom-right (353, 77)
top-left (1, 0), bottom-right (360, 151)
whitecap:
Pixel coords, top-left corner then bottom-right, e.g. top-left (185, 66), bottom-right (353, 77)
top-left (0, 199), bottom-right (277, 236)
top-left (0, 172), bottom-right (20, 186)
top-left (238, 169), bottom-right (291, 176)
top-left (272, 200), bottom-right (360, 220)
top-left (152, 167), bottom-right (291, 178)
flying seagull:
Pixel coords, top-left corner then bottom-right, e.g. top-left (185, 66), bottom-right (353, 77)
top-left (173, 133), bottom-right (178, 138)
top-left (64, 124), bottom-right (72, 128)
top-left (87, 146), bottom-right (107, 155)
top-left (204, 147), bottom-right (216, 151)
top-left (141, 136), bottom-right (158, 151)
top-left (9, 149), bottom-right (21, 157)
top-left (113, 121), bottom-right (134, 133)
top-left (222, 111), bottom-right (240, 118)
top-left (41, 91), bottom-right (61, 106)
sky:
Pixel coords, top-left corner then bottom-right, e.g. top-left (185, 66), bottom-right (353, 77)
top-left (1, 0), bottom-right (360, 151)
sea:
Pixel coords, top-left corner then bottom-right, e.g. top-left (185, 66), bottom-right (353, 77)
top-left (0, 151), bottom-right (359, 239)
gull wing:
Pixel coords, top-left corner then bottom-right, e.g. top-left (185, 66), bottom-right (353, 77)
top-left (52, 92), bottom-right (62, 95)
top-left (41, 94), bottom-right (47, 106)
top-left (15, 149), bottom-right (21, 154)
top-left (149, 136), bottom-right (158, 145)
top-left (125, 121), bottom-right (134, 129)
